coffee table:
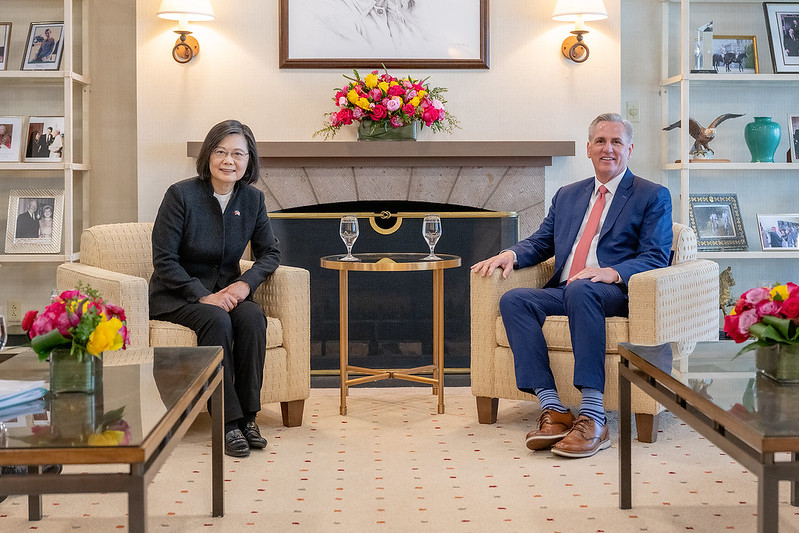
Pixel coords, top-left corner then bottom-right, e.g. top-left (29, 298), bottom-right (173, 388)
top-left (321, 253), bottom-right (461, 415)
top-left (0, 346), bottom-right (224, 533)
top-left (618, 341), bottom-right (799, 533)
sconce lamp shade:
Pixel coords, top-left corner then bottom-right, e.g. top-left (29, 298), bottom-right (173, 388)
top-left (157, 0), bottom-right (215, 22)
top-left (551, 0), bottom-right (608, 22)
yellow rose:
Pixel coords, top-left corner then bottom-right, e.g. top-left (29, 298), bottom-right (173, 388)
top-left (88, 430), bottom-right (125, 446)
top-left (356, 97), bottom-right (371, 111)
top-left (771, 284), bottom-right (790, 300)
top-left (87, 317), bottom-right (124, 356)
top-left (378, 81), bottom-right (389, 94)
top-left (364, 73), bottom-right (378, 89)
top-left (347, 89), bottom-right (360, 104)
top-left (417, 90), bottom-right (426, 98)
top-left (410, 97), bottom-right (421, 107)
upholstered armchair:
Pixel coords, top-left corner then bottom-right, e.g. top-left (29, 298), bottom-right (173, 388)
top-left (470, 223), bottom-right (719, 442)
top-left (56, 222), bottom-right (310, 427)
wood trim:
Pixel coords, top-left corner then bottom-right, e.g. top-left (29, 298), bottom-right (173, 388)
top-left (186, 141), bottom-right (575, 168)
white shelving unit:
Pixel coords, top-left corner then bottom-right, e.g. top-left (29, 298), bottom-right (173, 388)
top-left (0, 0), bottom-right (89, 264)
top-left (661, 0), bottom-right (799, 264)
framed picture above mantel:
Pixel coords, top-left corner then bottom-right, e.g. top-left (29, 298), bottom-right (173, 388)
top-left (278, 0), bottom-right (489, 69)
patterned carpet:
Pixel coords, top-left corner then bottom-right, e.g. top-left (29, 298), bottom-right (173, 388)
top-left (1, 387), bottom-right (798, 532)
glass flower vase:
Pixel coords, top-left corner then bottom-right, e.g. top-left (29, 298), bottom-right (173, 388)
top-left (49, 348), bottom-right (100, 394)
top-left (357, 120), bottom-right (418, 141)
top-left (755, 343), bottom-right (799, 383)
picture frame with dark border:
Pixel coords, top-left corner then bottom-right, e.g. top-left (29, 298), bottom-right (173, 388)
top-left (688, 193), bottom-right (748, 251)
top-left (764, 3), bottom-right (799, 73)
top-left (0, 22), bottom-right (11, 71)
top-left (0, 116), bottom-right (25, 163)
top-left (756, 213), bottom-right (799, 250)
top-left (789, 114), bottom-right (799, 161)
top-left (279, 0), bottom-right (489, 69)
top-left (21, 22), bottom-right (64, 71)
top-left (5, 188), bottom-right (64, 254)
top-left (712, 35), bottom-right (759, 73)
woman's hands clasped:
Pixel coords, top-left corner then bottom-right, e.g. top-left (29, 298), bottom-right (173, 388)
top-left (199, 281), bottom-right (251, 311)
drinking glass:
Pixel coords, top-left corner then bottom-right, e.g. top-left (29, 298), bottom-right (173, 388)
top-left (422, 214), bottom-right (442, 260)
top-left (0, 315), bottom-right (7, 352)
top-left (339, 215), bottom-right (360, 261)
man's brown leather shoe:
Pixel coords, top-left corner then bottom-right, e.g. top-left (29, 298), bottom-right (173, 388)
top-left (551, 415), bottom-right (610, 458)
top-left (525, 409), bottom-right (576, 451)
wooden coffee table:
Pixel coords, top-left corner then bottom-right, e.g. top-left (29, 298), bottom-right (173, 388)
top-left (618, 341), bottom-right (799, 533)
top-left (0, 346), bottom-right (224, 532)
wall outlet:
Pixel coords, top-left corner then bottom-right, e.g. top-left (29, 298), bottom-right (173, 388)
top-left (7, 300), bottom-right (22, 322)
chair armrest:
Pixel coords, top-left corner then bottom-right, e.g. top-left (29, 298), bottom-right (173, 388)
top-left (627, 259), bottom-right (719, 345)
top-left (57, 263), bottom-right (150, 348)
top-left (251, 265), bottom-right (311, 386)
top-left (470, 258), bottom-right (554, 383)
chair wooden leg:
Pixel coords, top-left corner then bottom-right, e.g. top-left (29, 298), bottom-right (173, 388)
top-left (281, 399), bottom-right (305, 428)
top-left (476, 396), bottom-right (499, 424)
top-left (634, 412), bottom-right (660, 443)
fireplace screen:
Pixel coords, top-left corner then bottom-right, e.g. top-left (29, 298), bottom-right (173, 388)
top-left (270, 202), bottom-right (518, 373)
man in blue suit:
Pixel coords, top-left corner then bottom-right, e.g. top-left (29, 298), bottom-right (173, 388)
top-left (471, 113), bottom-right (672, 458)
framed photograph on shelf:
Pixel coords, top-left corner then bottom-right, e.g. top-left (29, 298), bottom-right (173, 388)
top-left (24, 117), bottom-right (64, 162)
top-left (756, 214), bottom-right (799, 250)
top-left (764, 3), bottom-right (799, 73)
top-left (4, 188), bottom-right (64, 254)
top-left (688, 193), bottom-right (748, 251)
top-left (0, 22), bottom-right (11, 71)
top-left (21, 22), bottom-right (64, 71)
top-left (712, 35), bottom-right (759, 73)
top-left (0, 116), bottom-right (24, 162)
top-left (789, 115), bottom-right (799, 161)
top-left (279, 0), bottom-right (489, 68)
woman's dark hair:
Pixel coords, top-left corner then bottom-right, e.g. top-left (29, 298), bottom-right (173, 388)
top-left (196, 119), bottom-right (260, 185)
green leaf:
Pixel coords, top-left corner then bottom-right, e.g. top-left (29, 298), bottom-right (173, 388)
top-left (30, 329), bottom-right (71, 361)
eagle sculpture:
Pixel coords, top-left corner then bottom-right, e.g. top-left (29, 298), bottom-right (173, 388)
top-left (663, 113), bottom-right (745, 158)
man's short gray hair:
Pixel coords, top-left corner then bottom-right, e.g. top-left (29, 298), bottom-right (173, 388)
top-left (588, 113), bottom-right (633, 144)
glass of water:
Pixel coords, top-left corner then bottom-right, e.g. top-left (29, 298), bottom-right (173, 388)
top-left (339, 215), bottom-right (360, 261)
top-left (422, 214), bottom-right (442, 260)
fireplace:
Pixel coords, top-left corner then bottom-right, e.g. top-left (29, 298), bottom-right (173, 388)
top-left (186, 140), bottom-right (575, 372)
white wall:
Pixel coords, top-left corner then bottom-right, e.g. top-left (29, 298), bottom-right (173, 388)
top-left (136, 0), bottom-right (622, 222)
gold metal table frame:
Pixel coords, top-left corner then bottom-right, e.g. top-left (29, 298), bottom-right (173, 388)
top-left (321, 253), bottom-right (461, 415)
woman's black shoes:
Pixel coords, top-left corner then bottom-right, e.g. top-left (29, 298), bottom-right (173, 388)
top-left (242, 420), bottom-right (267, 449)
top-left (224, 428), bottom-right (250, 457)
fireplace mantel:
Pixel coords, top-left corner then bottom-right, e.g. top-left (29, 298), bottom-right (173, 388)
top-left (186, 140), bottom-right (575, 167)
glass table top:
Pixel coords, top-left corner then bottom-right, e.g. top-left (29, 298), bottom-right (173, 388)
top-left (620, 341), bottom-right (799, 439)
top-left (321, 253), bottom-right (461, 271)
top-left (0, 346), bottom-right (221, 451)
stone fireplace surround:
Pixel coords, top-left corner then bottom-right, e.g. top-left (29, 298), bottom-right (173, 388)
top-left (187, 141), bottom-right (575, 237)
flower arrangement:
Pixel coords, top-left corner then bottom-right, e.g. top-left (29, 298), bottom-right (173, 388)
top-left (21, 283), bottom-right (129, 362)
top-left (723, 283), bottom-right (799, 355)
top-left (313, 67), bottom-right (459, 140)
top-left (27, 406), bottom-right (131, 447)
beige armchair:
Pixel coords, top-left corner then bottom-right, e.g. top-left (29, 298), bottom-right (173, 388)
top-left (470, 223), bottom-right (719, 442)
top-left (57, 222), bottom-right (310, 427)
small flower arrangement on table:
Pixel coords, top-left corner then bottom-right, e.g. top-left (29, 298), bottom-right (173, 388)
top-left (313, 67), bottom-right (460, 140)
top-left (723, 282), bottom-right (799, 356)
top-left (21, 283), bottom-right (129, 361)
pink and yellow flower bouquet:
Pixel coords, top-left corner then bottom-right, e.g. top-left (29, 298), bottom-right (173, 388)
top-left (21, 284), bottom-right (129, 362)
top-left (314, 67), bottom-right (459, 140)
top-left (723, 282), bottom-right (799, 356)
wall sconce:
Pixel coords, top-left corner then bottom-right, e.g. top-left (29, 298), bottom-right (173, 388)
top-left (157, 0), bottom-right (215, 64)
top-left (552, 0), bottom-right (608, 63)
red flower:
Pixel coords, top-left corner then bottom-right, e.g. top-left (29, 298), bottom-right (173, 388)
top-left (21, 310), bottom-right (38, 332)
top-left (370, 104), bottom-right (387, 121)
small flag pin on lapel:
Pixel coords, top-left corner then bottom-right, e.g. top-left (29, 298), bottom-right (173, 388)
top-left (234, 210), bottom-right (241, 216)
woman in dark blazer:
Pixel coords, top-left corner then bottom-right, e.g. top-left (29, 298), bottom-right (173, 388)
top-left (149, 119), bottom-right (281, 458)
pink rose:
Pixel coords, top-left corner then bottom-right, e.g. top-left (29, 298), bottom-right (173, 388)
top-left (743, 287), bottom-right (771, 305)
top-left (370, 105), bottom-right (387, 121)
top-left (387, 85), bottom-right (405, 97)
top-left (390, 115), bottom-right (404, 128)
top-left (782, 293), bottom-right (799, 319)
top-left (422, 107), bottom-right (439, 126)
top-left (723, 314), bottom-right (749, 343)
top-left (402, 103), bottom-right (415, 115)
top-left (352, 107), bottom-right (364, 120)
top-left (756, 300), bottom-right (782, 318)
top-left (736, 309), bottom-right (759, 336)
top-left (336, 108), bottom-right (354, 126)
top-left (369, 88), bottom-right (382, 101)
top-left (385, 97), bottom-right (402, 112)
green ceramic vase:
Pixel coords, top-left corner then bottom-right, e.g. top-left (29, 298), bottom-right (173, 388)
top-left (357, 120), bottom-right (418, 141)
top-left (49, 348), bottom-right (99, 394)
top-left (744, 117), bottom-right (781, 162)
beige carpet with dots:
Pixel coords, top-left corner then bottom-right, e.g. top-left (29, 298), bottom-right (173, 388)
top-left (1, 387), bottom-right (797, 532)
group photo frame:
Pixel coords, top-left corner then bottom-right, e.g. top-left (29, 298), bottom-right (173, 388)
top-left (4, 188), bottom-right (64, 254)
top-left (0, 116), bottom-right (24, 163)
top-left (764, 3), bottom-right (799, 73)
top-left (0, 22), bottom-right (11, 71)
top-left (757, 214), bottom-right (799, 250)
top-left (688, 193), bottom-right (748, 251)
top-left (24, 116), bottom-right (65, 162)
top-left (21, 21), bottom-right (64, 71)
top-left (712, 35), bottom-right (759, 73)
top-left (279, 0), bottom-right (489, 68)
